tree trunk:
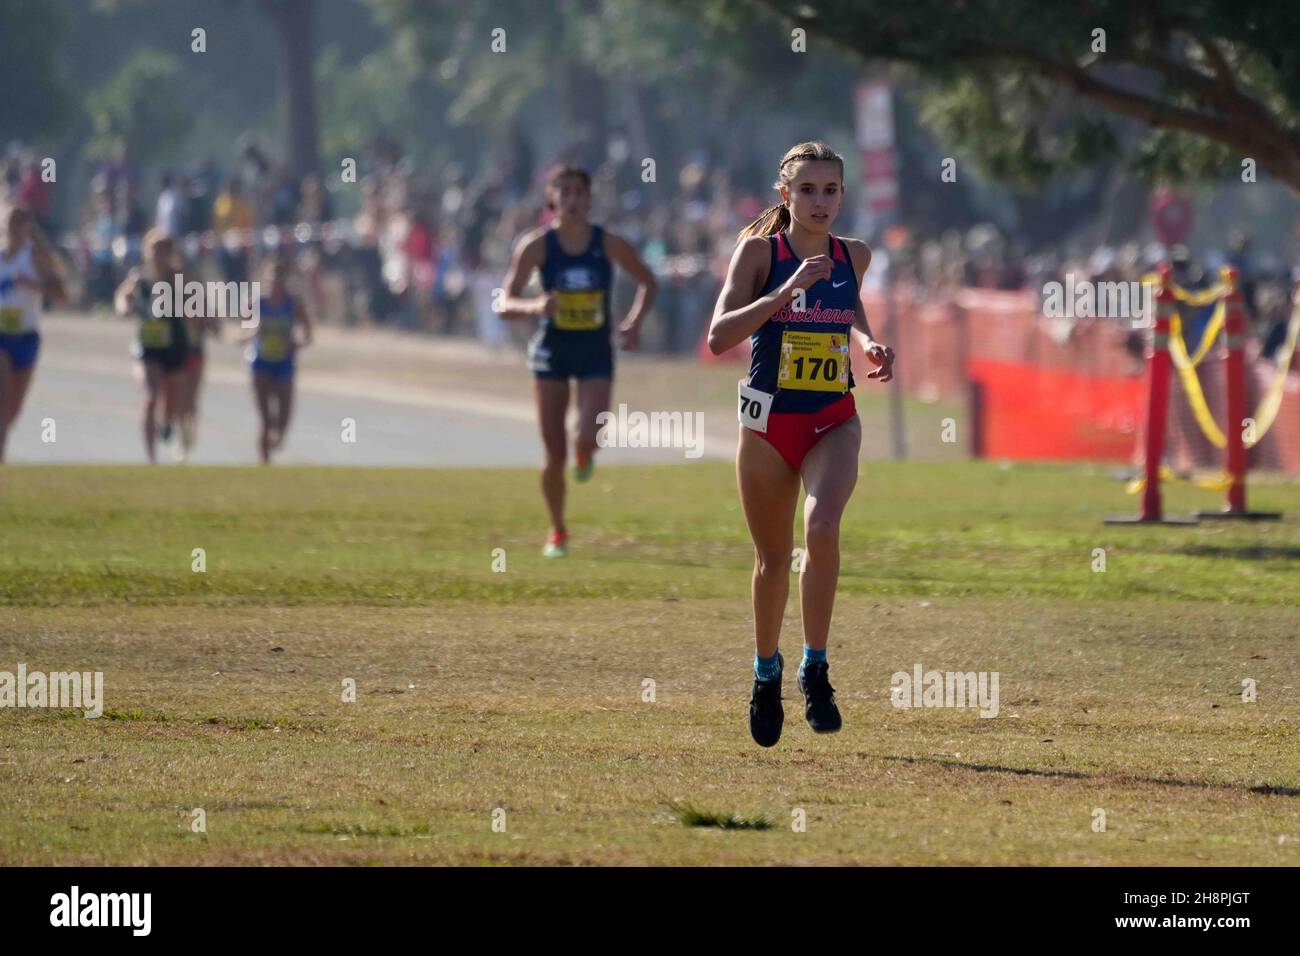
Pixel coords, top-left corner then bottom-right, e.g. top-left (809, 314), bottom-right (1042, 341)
top-left (560, 60), bottom-right (608, 170)
top-left (260, 0), bottom-right (320, 178)
top-left (556, 0), bottom-right (607, 170)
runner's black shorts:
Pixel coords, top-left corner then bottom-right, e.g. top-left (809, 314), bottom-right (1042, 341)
top-left (527, 331), bottom-right (613, 381)
top-left (140, 342), bottom-right (188, 374)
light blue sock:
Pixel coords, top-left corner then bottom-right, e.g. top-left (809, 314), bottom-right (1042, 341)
top-left (799, 646), bottom-right (827, 677)
top-left (754, 651), bottom-right (782, 682)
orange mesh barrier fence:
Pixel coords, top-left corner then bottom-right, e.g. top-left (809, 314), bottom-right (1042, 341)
top-left (967, 358), bottom-right (1145, 460)
top-left (699, 281), bottom-right (1298, 471)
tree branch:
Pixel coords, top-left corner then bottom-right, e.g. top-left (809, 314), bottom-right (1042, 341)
top-left (1192, 32), bottom-right (1234, 90)
top-left (968, 43), bottom-right (1300, 188)
top-left (760, 0), bottom-right (1300, 192)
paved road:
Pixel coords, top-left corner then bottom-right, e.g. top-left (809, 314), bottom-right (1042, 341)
top-left (7, 313), bottom-right (725, 467)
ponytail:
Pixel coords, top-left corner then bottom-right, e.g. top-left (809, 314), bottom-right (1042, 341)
top-left (737, 203), bottom-right (790, 241)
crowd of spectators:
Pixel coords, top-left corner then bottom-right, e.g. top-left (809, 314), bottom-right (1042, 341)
top-left (15, 138), bottom-right (741, 353)
top-left (5, 136), bottom-right (1298, 361)
top-left (884, 222), bottom-right (1299, 363)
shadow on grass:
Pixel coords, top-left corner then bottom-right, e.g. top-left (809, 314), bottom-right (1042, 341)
top-left (876, 755), bottom-right (1300, 798)
top-left (1181, 545), bottom-right (1300, 562)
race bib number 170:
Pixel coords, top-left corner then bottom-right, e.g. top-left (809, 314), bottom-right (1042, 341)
top-left (738, 380), bottom-right (773, 433)
top-left (777, 330), bottom-right (850, 392)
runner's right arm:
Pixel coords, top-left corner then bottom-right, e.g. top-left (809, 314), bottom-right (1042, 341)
top-left (113, 269), bottom-right (142, 319)
top-left (706, 237), bottom-right (831, 355)
top-left (497, 230), bottom-right (555, 320)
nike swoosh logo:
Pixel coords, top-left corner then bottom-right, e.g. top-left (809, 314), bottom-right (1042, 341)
top-left (814, 423), bottom-right (835, 434)
top-left (832, 281), bottom-right (848, 288)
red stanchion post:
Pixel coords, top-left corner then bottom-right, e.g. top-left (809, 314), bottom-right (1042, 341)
top-left (1222, 266), bottom-right (1248, 513)
top-left (1106, 262), bottom-right (1197, 524)
top-left (1194, 266), bottom-right (1282, 520)
top-left (1140, 266), bottom-right (1174, 520)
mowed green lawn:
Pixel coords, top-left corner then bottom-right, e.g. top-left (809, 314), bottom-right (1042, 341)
top-left (0, 462), bottom-right (1297, 865)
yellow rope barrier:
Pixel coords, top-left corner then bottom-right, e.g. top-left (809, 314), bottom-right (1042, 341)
top-left (1168, 310), bottom-right (1227, 448)
top-left (1126, 269), bottom-right (1298, 498)
top-left (1126, 465), bottom-right (1234, 494)
top-left (1179, 299), bottom-right (1225, 368)
top-left (1140, 272), bottom-right (1228, 307)
top-left (1164, 300), bottom-right (1300, 451)
top-left (1172, 283), bottom-right (1228, 307)
top-left (1246, 300), bottom-right (1300, 446)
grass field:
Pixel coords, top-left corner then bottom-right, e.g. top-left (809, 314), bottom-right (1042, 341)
top-left (1, 461), bottom-right (1298, 865)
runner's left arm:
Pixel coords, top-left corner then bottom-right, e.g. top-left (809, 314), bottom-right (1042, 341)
top-left (294, 297), bottom-right (314, 348)
top-left (603, 231), bottom-right (657, 347)
top-left (845, 239), bottom-right (894, 383)
top-left (28, 223), bottom-right (67, 302)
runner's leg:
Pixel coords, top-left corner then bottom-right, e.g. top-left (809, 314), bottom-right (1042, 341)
top-left (253, 372), bottom-right (274, 464)
top-left (142, 361), bottom-right (163, 464)
top-left (797, 417), bottom-right (861, 650)
top-left (573, 376), bottom-right (611, 465)
top-left (275, 376), bottom-right (294, 449)
top-left (161, 367), bottom-right (180, 436)
top-left (535, 377), bottom-right (570, 534)
top-left (737, 426), bottom-right (802, 658)
top-left (4, 366), bottom-right (35, 430)
top-left (0, 353), bottom-right (13, 462)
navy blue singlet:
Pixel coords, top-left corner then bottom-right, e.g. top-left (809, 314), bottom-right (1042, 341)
top-left (747, 231), bottom-right (858, 414)
top-left (538, 225), bottom-right (612, 339)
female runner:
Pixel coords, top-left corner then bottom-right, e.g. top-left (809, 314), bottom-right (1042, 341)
top-left (707, 142), bottom-right (894, 747)
top-left (499, 165), bottom-right (657, 557)
top-left (115, 228), bottom-right (188, 463)
top-left (0, 204), bottom-right (65, 462)
top-left (245, 255), bottom-right (312, 464)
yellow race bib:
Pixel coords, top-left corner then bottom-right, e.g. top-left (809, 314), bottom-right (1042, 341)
top-left (777, 330), bottom-right (850, 392)
top-left (0, 306), bottom-right (21, 334)
top-left (260, 331), bottom-right (289, 361)
top-left (553, 290), bottom-right (604, 331)
top-left (140, 317), bottom-right (172, 349)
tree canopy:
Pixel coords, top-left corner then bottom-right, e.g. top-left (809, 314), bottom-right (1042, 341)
top-left (743, 0), bottom-right (1300, 193)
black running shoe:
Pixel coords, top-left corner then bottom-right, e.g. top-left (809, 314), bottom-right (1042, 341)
top-left (797, 661), bottom-right (842, 733)
top-left (748, 652), bottom-right (784, 747)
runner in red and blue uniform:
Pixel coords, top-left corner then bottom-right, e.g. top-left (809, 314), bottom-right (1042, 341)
top-left (499, 165), bottom-right (657, 558)
top-left (707, 141), bottom-right (895, 747)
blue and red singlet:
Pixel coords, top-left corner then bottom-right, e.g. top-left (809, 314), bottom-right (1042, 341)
top-left (738, 230), bottom-right (860, 469)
